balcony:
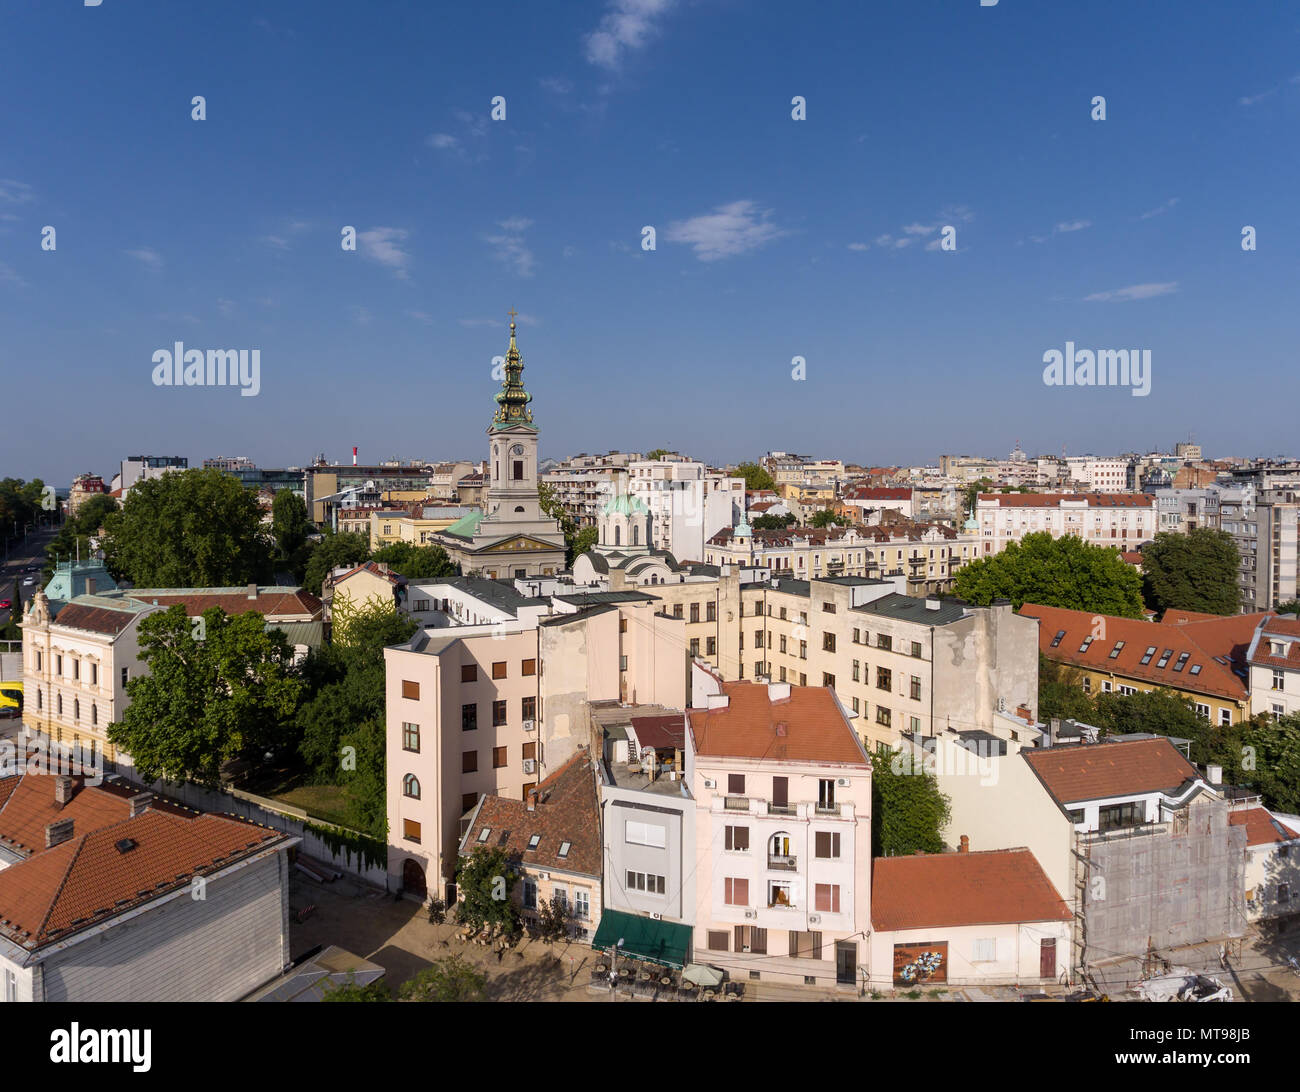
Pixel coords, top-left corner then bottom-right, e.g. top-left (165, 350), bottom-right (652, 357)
top-left (767, 854), bottom-right (798, 872)
top-left (724, 796), bottom-right (750, 812)
top-left (814, 803), bottom-right (841, 816)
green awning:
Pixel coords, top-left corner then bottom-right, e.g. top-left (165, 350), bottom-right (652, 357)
top-left (591, 909), bottom-right (692, 968)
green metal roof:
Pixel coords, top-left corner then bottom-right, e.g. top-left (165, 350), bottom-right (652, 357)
top-left (442, 511), bottom-right (484, 538)
top-left (591, 909), bottom-right (692, 968)
top-left (600, 492), bottom-right (649, 517)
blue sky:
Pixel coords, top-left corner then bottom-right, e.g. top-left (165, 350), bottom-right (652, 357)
top-left (2, 0), bottom-right (1299, 485)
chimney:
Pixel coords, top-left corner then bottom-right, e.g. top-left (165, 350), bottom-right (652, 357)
top-left (1049, 717), bottom-right (1062, 746)
top-left (958, 835), bottom-right (970, 853)
top-left (1206, 764), bottom-right (1223, 786)
top-left (246, 583), bottom-right (258, 600)
top-left (45, 818), bottom-right (75, 849)
top-left (128, 791), bottom-right (153, 818)
top-left (84, 577), bottom-right (96, 595)
top-left (925, 598), bottom-right (941, 611)
top-left (54, 775), bottom-right (75, 806)
top-left (526, 790), bottom-right (537, 813)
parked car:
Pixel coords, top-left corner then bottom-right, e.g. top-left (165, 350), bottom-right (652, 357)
top-left (0, 599), bottom-right (10, 609)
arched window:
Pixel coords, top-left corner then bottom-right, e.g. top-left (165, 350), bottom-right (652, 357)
top-left (770, 831), bottom-right (792, 863)
top-left (615, 525), bottom-right (621, 546)
top-left (57, 693), bottom-right (62, 715)
top-left (515, 506), bottom-right (525, 513)
top-left (91, 704), bottom-right (97, 726)
top-left (403, 773), bottom-right (421, 799)
top-left (36, 689), bottom-right (42, 711)
top-left (73, 699), bottom-right (79, 722)
top-left (632, 525), bottom-right (639, 546)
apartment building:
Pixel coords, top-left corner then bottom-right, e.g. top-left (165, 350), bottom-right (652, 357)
top-left (384, 598), bottom-right (686, 905)
top-left (1218, 485), bottom-right (1300, 612)
top-left (110, 454), bottom-right (188, 496)
top-left (21, 582), bottom-right (323, 768)
top-left (542, 452), bottom-right (641, 528)
top-left (627, 459), bottom-right (744, 562)
top-left (840, 486), bottom-right (914, 523)
top-left (67, 474), bottom-right (106, 517)
top-left (1146, 487), bottom-right (1221, 535)
top-left (1230, 807), bottom-right (1300, 923)
top-left (369, 504), bottom-right (477, 550)
top-left (1247, 614), bottom-right (1300, 719)
top-left (1021, 603), bottom-right (1268, 726)
top-left (689, 674), bottom-right (871, 988)
top-left (975, 492), bottom-right (1156, 555)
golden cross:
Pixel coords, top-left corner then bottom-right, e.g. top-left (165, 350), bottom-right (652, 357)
top-left (507, 308), bottom-right (518, 323)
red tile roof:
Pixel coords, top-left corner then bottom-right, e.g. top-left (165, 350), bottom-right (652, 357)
top-left (1023, 738), bottom-right (1200, 806)
top-left (629, 715), bottom-right (686, 750)
top-left (1248, 616), bottom-right (1300, 669)
top-left (0, 810), bottom-right (289, 950)
top-left (845, 487), bottom-right (912, 502)
top-left (459, 752), bottom-right (601, 877)
top-left (140, 588), bottom-right (322, 619)
top-left (688, 682), bottom-right (867, 766)
top-left (871, 849), bottom-right (1073, 931)
top-left (47, 603), bottom-right (141, 636)
top-left (977, 492), bottom-right (1154, 508)
top-left (1230, 808), bottom-right (1300, 847)
top-left (1020, 603), bottom-right (1267, 701)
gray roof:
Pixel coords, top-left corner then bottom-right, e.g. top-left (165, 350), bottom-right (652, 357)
top-left (853, 593), bottom-right (967, 625)
top-left (769, 579), bottom-right (811, 597)
top-left (554, 590), bottom-right (658, 606)
top-left (540, 604), bottom-right (619, 626)
top-left (428, 577), bottom-right (547, 613)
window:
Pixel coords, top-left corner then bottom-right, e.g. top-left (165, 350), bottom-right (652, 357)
top-left (707, 930), bottom-right (730, 952)
top-left (492, 661), bottom-right (507, 680)
top-left (403, 722), bottom-right (420, 752)
top-left (121, 667), bottom-right (129, 688)
top-left (528, 834), bottom-right (542, 851)
top-left (799, 641), bottom-right (807, 660)
top-left (799, 673), bottom-right (807, 686)
top-left (626, 871), bottom-right (666, 894)
top-left (706, 637), bottom-right (716, 656)
top-left (852, 660), bottom-right (860, 682)
top-left (1220, 708), bottom-right (1233, 726)
top-left (522, 741), bottom-right (536, 760)
top-left (689, 602), bottom-right (699, 623)
top-left (707, 602), bottom-right (716, 622)
top-left (818, 778), bottom-right (836, 810)
top-left (620, 655), bottom-right (627, 671)
top-left (461, 664), bottom-right (478, 683)
top-left (909, 676), bottom-right (921, 701)
top-left (1274, 670), bottom-right (1286, 691)
top-left (477, 827), bottom-right (491, 843)
top-left (852, 697), bottom-right (860, 714)
top-left (402, 680), bottom-right (420, 700)
top-left (1155, 648), bottom-right (1174, 669)
top-left (1108, 641), bottom-right (1125, 659)
top-left (1139, 646), bottom-right (1157, 665)
top-left (522, 658), bottom-right (536, 677)
top-left (690, 638), bottom-right (700, 655)
top-left (822, 602), bottom-right (836, 614)
top-left (513, 460), bottom-right (524, 480)
top-left (403, 774), bottom-right (421, 799)
top-left (90, 663), bottom-right (98, 685)
top-left (462, 750), bottom-right (478, 773)
top-left (728, 774), bottom-right (745, 794)
top-left (823, 632), bottom-right (836, 652)
top-left (493, 746), bottom-right (508, 768)
top-left (56, 654), bottom-right (63, 676)
top-left (558, 840), bottom-right (572, 859)
top-left (815, 831), bottom-right (841, 858)
top-left (768, 881), bottom-right (794, 908)
top-left (911, 641), bottom-right (923, 658)
top-left (1118, 685), bottom-right (1137, 696)
top-left (573, 888), bottom-right (589, 918)
top-left (673, 604), bottom-right (684, 619)
top-left (755, 630), bottom-right (764, 650)
top-left (877, 667), bottom-right (892, 691)
top-left (493, 700), bottom-right (508, 727)
top-left (877, 634), bottom-right (892, 651)
top-left (523, 878), bottom-right (538, 910)
top-left (724, 877), bottom-right (749, 906)
top-left (823, 673), bottom-right (835, 688)
top-left (972, 938), bottom-right (996, 962)
top-left (463, 792), bottom-right (479, 811)
top-left (1078, 635), bottom-right (1094, 654)
top-left (1098, 802), bottom-right (1143, 832)
top-left (1194, 703), bottom-right (1210, 720)
top-left (462, 703), bottom-right (477, 731)
top-left (780, 635), bottom-right (788, 654)
top-left (876, 706), bottom-right (892, 727)
top-left (725, 825), bottom-right (749, 851)
top-left (626, 820), bottom-right (667, 848)
top-left (814, 884), bottom-right (841, 913)
top-left (1173, 652), bottom-right (1190, 673)
top-left (403, 819), bottom-right (421, 843)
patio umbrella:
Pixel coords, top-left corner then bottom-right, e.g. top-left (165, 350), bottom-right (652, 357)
top-left (682, 963), bottom-right (725, 988)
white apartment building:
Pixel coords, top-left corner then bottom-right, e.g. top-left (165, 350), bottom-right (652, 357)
top-left (689, 672), bottom-right (871, 988)
top-left (1247, 615), bottom-right (1300, 720)
top-left (628, 459), bottom-right (744, 562)
top-left (975, 492), bottom-right (1156, 555)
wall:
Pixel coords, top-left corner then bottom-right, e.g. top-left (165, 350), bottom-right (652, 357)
top-left (868, 921), bottom-right (1071, 989)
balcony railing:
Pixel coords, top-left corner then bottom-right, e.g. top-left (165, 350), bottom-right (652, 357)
top-left (724, 796), bottom-right (750, 812)
top-left (767, 854), bottom-right (798, 872)
top-left (814, 803), bottom-right (841, 816)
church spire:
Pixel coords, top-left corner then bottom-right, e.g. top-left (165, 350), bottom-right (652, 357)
top-left (492, 310), bottom-right (534, 430)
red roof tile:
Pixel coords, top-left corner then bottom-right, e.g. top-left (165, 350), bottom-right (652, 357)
top-left (1230, 808), bottom-right (1300, 847)
top-left (1023, 738), bottom-right (1200, 806)
top-left (977, 492), bottom-right (1154, 508)
top-left (1020, 603), bottom-right (1265, 701)
top-left (688, 682), bottom-right (867, 766)
top-left (871, 849), bottom-right (1072, 931)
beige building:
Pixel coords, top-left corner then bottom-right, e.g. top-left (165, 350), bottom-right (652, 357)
top-left (370, 504), bottom-right (478, 550)
top-left (1230, 807), bottom-right (1300, 922)
top-left (975, 492), bottom-right (1156, 556)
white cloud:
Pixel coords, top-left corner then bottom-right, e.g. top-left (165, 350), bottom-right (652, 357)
top-left (562, 245), bottom-right (577, 258)
top-left (847, 242), bottom-right (870, 252)
top-left (216, 298), bottom-right (236, 316)
top-left (1054, 220), bottom-right (1091, 233)
top-left (459, 317), bottom-right (504, 328)
top-left (924, 237), bottom-right (943, 252)
top-left (426, 133), bottom-right (459, 150)
top-left (484, 218), bottom-right (536, 277)
top-left (358, 227), bottom-right (411, 278)
top-left (584, 0), bottom-right (674, 70)
top-left (0, 179), bottom-right (34, 205)
top-left (1138, 198), bottom-right (1180, 220)
top-left (125, 247), bottom-right (164, 271)
top-left (665, 200), bottom-right (786, 262)
top-left (1239, 87), bottom-right (1278, 106)
top-left (1084, 282), bottom-right (1178, 303)
top-left (901, 222), bottom-right (937, 236)
top-left (406, 310), bottom-right (434, 325)
top-left (262, 234), bottom-right (290, 250)
top-left (539, 77), bottom-right (573, 94)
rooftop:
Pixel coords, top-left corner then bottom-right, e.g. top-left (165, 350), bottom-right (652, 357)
top-left (1023, 737), bottom-right (1202, 807)
top-left (688, 681), bottom-right (868, 767)
top-left (1229, 807), bottom-right (1300, 847)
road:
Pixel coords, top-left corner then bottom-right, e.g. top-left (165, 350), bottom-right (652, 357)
top-left (0, 526), bottom-right (56, 632)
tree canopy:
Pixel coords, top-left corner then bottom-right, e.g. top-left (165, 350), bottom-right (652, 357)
top-left (107, 605), bottom-right (303, 785)
top-left (101, 468), bottom-right (273, 587)
top-left (872, 747), bottom-right (951, 857)
top-left (810, 508), bottom-right (849, 528)
top-left (44, 492), bottom-right (119, 576)
top-left (1141, 529), bottom-right (1240, 617)
top-left (371, 540), bottom-right (458, 580)
top-left (398, 956), bottom-right (487, 1002)
top-left (271, 489), bottom-right (313, 580)
top-left (456, 846), bottom-right (521, 936)
top-left (303, 531), bottom-right (372, 595)
top-left (734, 462), bottom-right (776, 492)
top-left (751, 512), bottom-right (795, 530)
top-left (953, 532), bottom-right (1145, 616)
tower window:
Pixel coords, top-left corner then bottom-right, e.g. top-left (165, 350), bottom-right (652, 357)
top-left (513, 460), bottom-right (524, 480)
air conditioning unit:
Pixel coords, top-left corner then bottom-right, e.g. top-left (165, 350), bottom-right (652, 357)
top-left (537, 872), bottom-right (549, 881)
top-left (743, 909), bottom-right (758, 920)
top-left (651, 913), bottom-right (662, 920)
top-left (703, 778), bottom-right (716, 789)
top-left (522, 758), bottom-right (536, 774)
top-left (808, 913), bottom-right (821, 925)
top-left (835, 778), bottom-right (850, 787)
top-left (522, 719), bottom-right (536, 732)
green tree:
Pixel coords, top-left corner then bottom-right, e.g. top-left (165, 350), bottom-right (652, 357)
top-left (734, 462), bottom-right (776, 492)
top-left (538, 481), bottom-right (597, 566)
top-left (1141, 529), bottom-right (1240, 616)
top-left (271, 489), bottom-right (313, 579)
top-left (535, 894), bottom-right (574, 943)
top-left (1275, 600), bottom-right (1300, 617)
top-left (371, 541), bottom-right (457, 579)
top-left (961, 477), bottom-right (994, 515)
top-left (321, 975), bottom-right (392, 1002)
top-left (644, 449), bottom-right (671, 461)
top-left (107, 605), bottom-right (303, 785)
top-left (398, 956), bottom-right (488, 1002)
top-left (872, 746), bottom-right (952, 857)
top-left (455, 847), bottom-right (521, 936)
top-left (101, 468), bottom-right (272, 587)
top-left (1240, 714), bottom-right (1300, 814)
top-left (45, 492), bottom-right (119, 575)
top-left (751, 512), bottom-right (795, 530)
top-left (810, 508), bottom-right (849, 529)
top-left (1037, 653), bottom-right (1097, 723)
top-left (955, 532), bottom-right (1145, 616)
top-left (302, 531), bottom-right (372, 595)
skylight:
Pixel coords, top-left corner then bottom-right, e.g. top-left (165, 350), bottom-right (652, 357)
top-left (558, 841), bottom-right (571, 859)
top-left (477, 828), bottom-right (491, 843)
top-left (1108, 640), bottom-right (1125, 659)
top-left (1140, 646), bottom-right (1157, 665)
top-left (1173, 652), bottom-right (1190, 672)
top-left (1189, 664), bottom-right (1202, 675)
top-left (527, 834), bottom-right (541, 850)
top-left (1050, 630), bottom-right (1066, 648)
top-left (1078, 635), bottom-right (1095, 653)
top-left (1156, 649), bottom-right (1174, 669)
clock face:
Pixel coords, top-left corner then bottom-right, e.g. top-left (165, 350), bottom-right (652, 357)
top-left (511, 445), bottom-right (525, 456)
